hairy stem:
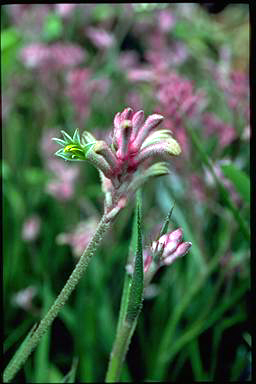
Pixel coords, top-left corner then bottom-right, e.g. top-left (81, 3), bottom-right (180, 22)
top-left (4, 214), bottom-right (111, 383)
top-left (105, 319), bottom-right (137, 382)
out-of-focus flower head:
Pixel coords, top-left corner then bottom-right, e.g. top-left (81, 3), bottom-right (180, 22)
top-left (157, 9), bottom-right (176, 33)
top-left (155, 72), bottom-right (206, 153)
top-left (40, 128), bottom-right (59, 158)
top-left (202, 112), bottom-right (236, 148)
top-left (20, 43), bottom-right (85, 71)
top-left (54, 107), bottom-right (181, 219)
top-left (11, 286), bottom-right (38, 311)
top-left (46, 159), bottom-right (80, 201)
top-left (214, 69), bottom-right (249, 123)
top-left (22, 215), bottom-right (41, 242)
top-left (65, 68), bottom-right (110, 125)
top-left (66, 68), bottom-right (92, 124)
top-left (204, 160), bottom-right (242, 205)
top-left (56, 218), bottom-right (99, 258)
top-left (85, 27), bottom-right (115, 50)
top-left (118, 51), bottom-right (140, 71)
top-left (6, 4), bottom-right (50, 36)
top-left (54, 3), bottom-right (77, 18)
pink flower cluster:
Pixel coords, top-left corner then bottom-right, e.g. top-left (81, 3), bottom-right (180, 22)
top-left (202, 112), bottom-right (236, 148)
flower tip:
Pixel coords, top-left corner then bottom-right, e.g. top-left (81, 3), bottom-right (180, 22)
top-left (168, 228), bottom-right (183, 242)
top-left (167, 139), bottom-right (182, 156)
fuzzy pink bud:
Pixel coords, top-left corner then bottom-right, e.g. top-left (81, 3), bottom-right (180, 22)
top-left (163, 242), bottom-right (192, 265)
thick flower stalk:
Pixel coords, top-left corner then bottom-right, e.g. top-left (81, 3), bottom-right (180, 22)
top-left (54, 107), bottom-right (181, 219)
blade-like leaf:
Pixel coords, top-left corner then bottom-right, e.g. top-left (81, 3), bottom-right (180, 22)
top-left (159, 201), bottom-right (175, 238)
top-left (220, 163), bottom-right (250, 204)
top-left (61, 357), bottom-right (79, 383)
top-left (126, 191), bottom-right (144, 323)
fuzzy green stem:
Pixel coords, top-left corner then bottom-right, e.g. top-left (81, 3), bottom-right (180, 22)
top-left (105, 319), bottom-right (137, 382)
top-left (4, 214), bottom-right (111, 383)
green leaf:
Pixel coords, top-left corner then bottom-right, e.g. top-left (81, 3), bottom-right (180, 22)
top-left (159, 201), bottom-right (175, 238)
top-left (1, 27), bottom-right (20, 51)
top-left (61, 357), bottom-right (79, 383)
top-left (220, 163), bottom-right (250, 204)
top-left (126, 192), bottom-right (144, 323)
top-left (42, 13), bottom-right (63, 42)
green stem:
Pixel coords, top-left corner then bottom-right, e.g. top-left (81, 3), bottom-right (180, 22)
top-left (4, 214), bottom-right (111, 383)
top-left (105, 319), bottom-right (137, 382)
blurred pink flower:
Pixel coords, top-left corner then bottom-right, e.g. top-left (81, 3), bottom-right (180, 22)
top-left (56, 218), bottom-right (99, 257)
top-left (215, 69), bottom-right (249, 123)
top-left (11, 286), bottom-right (38, 311)
top-left (157, 9), bottom-right (176, 32)
top-left (66, 68), bottom-right (109, 125)
top-left (85, 27), bottom-right (115, 50)
top-left (118, 51), bottom-right (140, 71)
top-left (46, 159), bottom-right (80, 201)
top-left (204, 160), bottom-right (242, 205)
top-left (40, 129), bottom-right (59, 158)
top-left (188, 173), bottom-right (207, 202)
top-left (55, 3), bottom-right (77, 17)
top-left (20, 43), bottom-right (50, 69)
top-left (6, 4), bottom-right (50, 36)
top-left (202, 113), bottom-right (236, 148)
top-left (20, 43), bottom-right (85, 71)
top-left (22, 215), bottom-right (41, 242)
top-left (155, 72), bottom-right (205, 153)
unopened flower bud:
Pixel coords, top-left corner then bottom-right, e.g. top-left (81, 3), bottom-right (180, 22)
top-left (163, 241), bottom-right (192, 265)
